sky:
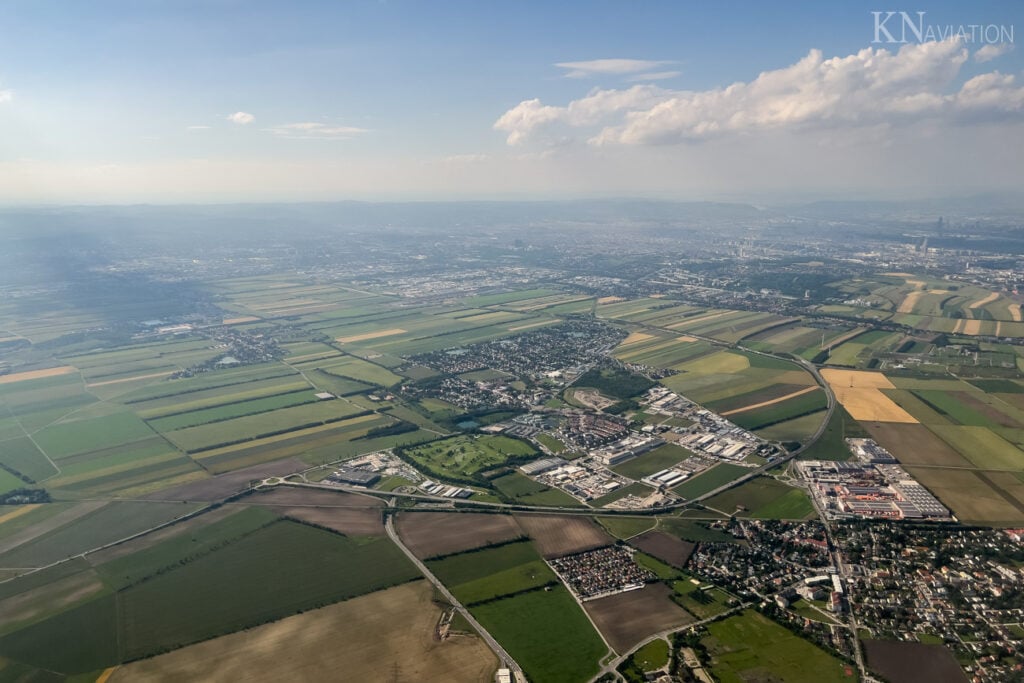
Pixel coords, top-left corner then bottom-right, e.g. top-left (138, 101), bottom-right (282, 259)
top-left (0, 0), bottom-right (1021, 204)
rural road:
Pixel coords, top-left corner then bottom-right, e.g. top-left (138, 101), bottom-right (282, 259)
top-left (383, 508), bottom-right (526, 683)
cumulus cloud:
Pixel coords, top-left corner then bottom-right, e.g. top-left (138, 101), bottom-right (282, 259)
top-left (266, 122), bottom-right (369, 139)
top-left (496, 39), bottom-right (1024, 146)
top-left (227, 111), bottom-right (255, 125)
top-left (555, 59), bottom-right (675, 78)
top-left (975, 43), bottom-right (1013, 63)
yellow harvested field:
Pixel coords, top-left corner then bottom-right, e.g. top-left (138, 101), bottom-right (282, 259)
top-left (1010, 304), bottom-right (1022, 322)
top-left (222, 316), bottom-right (261, 325)
top-left (0, 505), bottom-right (40, 527)
top-left (721, 386), bottom-right (819, 416)
top-left (110, 581), bottom-right (497, 683)
top-left (896, 289), bottom-right (925, 314)
top-left (87, 371), bottom-right (173, 388)
top-left (968, 292), bottom-right (999, 309)
top-left (597, 296), bottom-right (625, 304)
top-left (336, 328), bottom-right (406, 343)
top-left (821, 369), bottom-right (893, 389)
top-left (507, 320), bottom-right (552, 332)
top-left (676, 335), bottom-right (697, 342)
top-left (821, 369), bottom-right (917, 423)
top-left (953, 318), bottom-right (983, 335)
top-left (0, 366), bottom-right (77, 384)
top-left (95, 668), bottom-right (117, 683)
top-left (620, 332), bottom-right (655, 346)
top-left (667, 310), bottom-right (730, 329)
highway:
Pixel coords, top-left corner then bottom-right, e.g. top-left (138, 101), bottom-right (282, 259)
top-left (383, 506), bottom-right (526, 683)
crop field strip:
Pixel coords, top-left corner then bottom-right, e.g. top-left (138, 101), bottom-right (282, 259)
top-left (0, 515), bottom-right (422, 675)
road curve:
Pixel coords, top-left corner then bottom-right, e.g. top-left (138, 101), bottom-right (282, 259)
top-left (383, 508), bottom-right (526, 682)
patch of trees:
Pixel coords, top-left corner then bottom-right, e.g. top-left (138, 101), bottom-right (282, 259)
top-left (574, 366), bottom-right (655, 400)
top-left (0, 488), bottom-right (50, 505)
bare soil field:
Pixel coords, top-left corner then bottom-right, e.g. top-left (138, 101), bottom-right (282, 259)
top-left (336, 328), bottom-right (406, 343)
top-left (584, 583), bottom-right (695, 653)
top-left (629, 531), bottom-right (695, 569)
top-left (0, 366), bottom-right (77, 384)
top-left (514, 514), bottom-right (613, 559)
top-left (863, 640), bottom-right (968, 683)
top-left (397, 512), bottom-right (525, 559)
top-left (863, 423), bottom-right (973, 468)
top-left (822, 369), bottom-right (918, 423)
top-left (0, 570), bottom-right (105, 632)
top-left (144, 458), bottom-right (307, 502)
top-left (279, 507), bottom-right (384, 536)
top-left (109, 580), bottom-right (497, 683)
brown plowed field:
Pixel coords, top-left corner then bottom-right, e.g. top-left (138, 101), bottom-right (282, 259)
top-left (514, 514), bottom-right (612, 559)
top-left (629, 531), bottom-right (695, 568)
top-left (397, 512), bottom-right (524, 559)
top-left (584, 583), bottom-right (695, 653)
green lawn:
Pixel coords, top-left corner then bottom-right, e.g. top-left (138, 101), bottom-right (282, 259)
top-left (596, 516), bottom-right (656, 539)
top-left (672, 464), bottom-right (749, 500)
top-left (702, 610), bottom-right (855, 683)
top-left (632, 638), bottom-right (670, 671)
top-left (403, 434), bottom-right (537, 479)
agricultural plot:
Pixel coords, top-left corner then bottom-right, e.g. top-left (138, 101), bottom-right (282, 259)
top-left (110, 581), bottom-right (497, 683)
top-left (145, 390), bottom-right (320, 432)
top-left (0, 437), bottom-right (56, 483)
top-left (0, 501), bottom-right (200, 569)
top-left (704, 477), bottom-right (815, 519)
top-left (427, 540), bottom-right (556, 606)
top-left (471, 585), bottom-right (607, 683)
top-left (490, 472), bottom-right (577, 506)
top-left (862, 640), bottom-right (968, 683)
top-left (703, 610), bottom-right (856, 683)
top-left (514, 514), bottom-right (612, 559)
top-left (32, 412), bottom-right (156, 460)
top-left (396, 512), bottom-right (524, 559)
top-left (903, 466), bottom-right (1024, 525)
top-left (162, 400), bottom-right (367, 452)
top-left (614, 335), bottom-right (714, 369)
top-left (116, 521), bottom-right (419, 662)
top-left (596, 516), bottom-right (657, 540)
top-left (726, 389), bottom-right (826, 431)
top-left (628, 530), bottom-right (695, 568)
top-left (672, 577), bottom-right (734, 619)
top-left (821, 369), bottom-right (917, 423)
top-left (585, 583), bottom-right (695, 653)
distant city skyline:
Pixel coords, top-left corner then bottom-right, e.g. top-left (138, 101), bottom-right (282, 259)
top-left (0, 0), bottom-right (1021, 204)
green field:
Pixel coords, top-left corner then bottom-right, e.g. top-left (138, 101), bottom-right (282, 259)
top-left (702, 610), bottom-right (855, 683)
top-left (597, 516), bottom-right (657, 539)
top-left (401, 434), bottom-right (536, 480)
top-left (32, 412), bottom-right (156, 459)
top-left (611, 444), bottom-right (692, 480)
top-left (471, 586), bottom-right (607, 683)
top-left (428, 541), bottom-right (555, 606)
top-left (728, 390), bottom-right (827, 431)
top-left (672, 464), bottom-right (749, 500)
top-left (0, 501), bottom-right (201, 568)
top-left (146, 390), bottom-right (320, 432)
top-left (632, 638), bottom-right (670, 671)
top-left (673, 577), bottom-right (733, 618)
top-left (117, 521), bottom-right (419, 661)
top-left (704, 477), bottom-right (816, 519)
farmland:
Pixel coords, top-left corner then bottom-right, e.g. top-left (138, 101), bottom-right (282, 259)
top-left (109, 581), bottom-right (497, 683)
top-left (514, 514), bottom-right (613, 558)
top-left (396, 511), bottom-right (524, 559)
top-left (427, 540), bottom-right (556, 605)
top-left (704, 477), bottom-right (815, 519)
top-left (470, 585), bottom-right (607, 683)
top-left (585, 583), bottom-right (695, 653)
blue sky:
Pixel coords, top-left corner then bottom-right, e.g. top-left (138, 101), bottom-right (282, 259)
top-left (0, 0), bottom-right (1021, 203)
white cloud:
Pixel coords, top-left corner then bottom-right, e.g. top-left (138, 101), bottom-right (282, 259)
top-left (0, 89), bottom-right (12, 103)
top-left (555, 59), bottom-right (674, 78)
top-left (266, 122), bottom-right (370, 139)
top-left (975, 43), bottom-right (1013, 63)
top-left (498, 39), bottom-right (1024, 147)
top-left (227, 111), bottom-right (255, 125)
